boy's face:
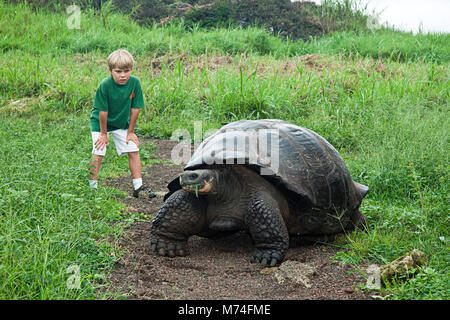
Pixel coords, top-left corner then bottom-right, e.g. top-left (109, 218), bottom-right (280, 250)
top-left (109, 67), bottom-right (132, 85)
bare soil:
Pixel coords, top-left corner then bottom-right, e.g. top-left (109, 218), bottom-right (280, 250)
top-left (104, 138), bottom-right (374, 300)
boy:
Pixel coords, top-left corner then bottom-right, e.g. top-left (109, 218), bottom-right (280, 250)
top-left (89, 49), bottom-right (155, 199)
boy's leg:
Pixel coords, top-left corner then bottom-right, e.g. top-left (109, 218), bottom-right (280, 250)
top-left (128, 151), bottom-right (155, 199)
top-left (128, 151), bottom-right (143, 190)
top-left (111, 129), bottom-right (155, 199)
top-left (128, 151), bottom-right (142, 180)
top-left (89, 154), bottom-right (103, 189)
top-left (128, 151), bottom-right (156, 199)
top-left (90, 131), bottom-right (107, 189)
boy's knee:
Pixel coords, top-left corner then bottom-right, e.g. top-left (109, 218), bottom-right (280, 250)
top-left (90, 155), bottom-right (103, 167)
top-left (92, 154), bottom-right (104, 161)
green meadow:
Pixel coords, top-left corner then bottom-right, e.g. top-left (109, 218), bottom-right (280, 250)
top-left (0, 2), bottom-right (448, 299)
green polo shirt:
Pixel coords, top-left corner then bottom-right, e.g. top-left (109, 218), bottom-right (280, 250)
top-left (90, 75), bottom-right (145, 132)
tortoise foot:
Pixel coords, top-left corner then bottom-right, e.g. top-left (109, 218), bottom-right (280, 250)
top-left (150, 235), bottom-right (188, 257)
top-left (250, 249), bottom-right (283, 267)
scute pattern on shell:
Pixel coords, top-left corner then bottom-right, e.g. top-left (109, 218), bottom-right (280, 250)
top-left (185, 119), bottom-right (360, 211)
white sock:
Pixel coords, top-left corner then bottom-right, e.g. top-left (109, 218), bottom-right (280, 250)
top-left (89, 180), bottom-right (98, 189)
top-left (133, 178), bottom-right (142, 190)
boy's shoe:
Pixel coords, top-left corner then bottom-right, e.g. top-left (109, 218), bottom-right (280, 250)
top-left (133, 185), bottom-right (156, 199)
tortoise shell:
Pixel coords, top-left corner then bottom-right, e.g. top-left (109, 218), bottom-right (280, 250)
top-left (169, 119), bottom-right (367, 211)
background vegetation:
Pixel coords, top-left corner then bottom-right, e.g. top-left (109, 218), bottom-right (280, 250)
top-left (7, 0), bottom-right (380, 40)
top-left (0, 1), bottom-right (448, 299)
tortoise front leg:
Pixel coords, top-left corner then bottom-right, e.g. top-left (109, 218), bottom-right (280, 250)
top-left (150, 189), bottom-right (207, 257)
top-left (246, 194), bottom-right (289, 267)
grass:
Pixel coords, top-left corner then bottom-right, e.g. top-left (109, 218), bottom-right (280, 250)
top-left (0, 1), bottom-right (448, 299)
top-left (0, 115), bottom-right (128, 299)
top-left (1, 2), bottom-right (449, 62)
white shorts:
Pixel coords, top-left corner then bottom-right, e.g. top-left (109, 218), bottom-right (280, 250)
top-left (91, 129), bottom-right (139, 157)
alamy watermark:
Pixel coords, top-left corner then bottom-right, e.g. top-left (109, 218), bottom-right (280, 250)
top-left (66, 5), bottom-right (81, 30)
top-left (367, 14), bottom-right (382, 31)
top-left (366, 264), bottom-right (381, 289)
top-left (66, 265), bottom-right (81, 289)
top-left (170, 121), bottom-right (280, 175)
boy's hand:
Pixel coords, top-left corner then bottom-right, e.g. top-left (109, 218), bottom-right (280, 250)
top-left (95, 133), bottom-right (109, 150)
top-left (126, 132), bottom-right (140, 148)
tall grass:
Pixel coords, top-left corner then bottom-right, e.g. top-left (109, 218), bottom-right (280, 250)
top-left (0, 115), bottom-right (132, 299)
top-left (0, 2), bottom-right (449, 299)
top-left (0, 2), bottom-right (448, 62)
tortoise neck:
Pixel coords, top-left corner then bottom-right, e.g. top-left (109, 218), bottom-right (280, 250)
top-left (206, 166), bottom-right (243, 203)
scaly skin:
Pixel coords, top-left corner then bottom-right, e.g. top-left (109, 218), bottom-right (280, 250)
top-left (150, 189), bottom-right (206, 257)
top-left (151, 166), bottom-right (291, 266)
top-left (246, 193), bottom-right (289, 267)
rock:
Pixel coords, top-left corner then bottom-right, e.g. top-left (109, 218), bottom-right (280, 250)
top-left (343, 287), bottom-right (355, 294)
top-left (380, 249), bottom-right (427, 282)
top-left (410, 249), bottom-right (427, 266)
top-left (260, 267), bottom-right (278, 275)
top-left (273, 260), bottom-right (316, 288)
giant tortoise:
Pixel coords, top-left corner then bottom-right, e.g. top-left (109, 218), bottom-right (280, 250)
top-left (150, 119), bottom-right (369, 266)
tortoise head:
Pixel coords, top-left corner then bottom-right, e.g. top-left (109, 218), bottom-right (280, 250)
top-left (179, 169), bottom-right (218, 195)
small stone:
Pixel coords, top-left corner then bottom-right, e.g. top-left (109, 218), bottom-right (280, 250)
top-left (380, 249), bottom-right (427, 283)
top-left (260, 267), bottom-right (278, 275)
top-left (273, 260), bottom-right (316, 288)
top-left (135, 288), bottom-right (147, 296)
top-left (343, 287), bottom-right (354, 294)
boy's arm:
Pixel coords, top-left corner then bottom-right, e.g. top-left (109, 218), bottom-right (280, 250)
top-left (126, 108), bottom-right (140, 148)
top-left (94, 110), bottom-right (109, 151)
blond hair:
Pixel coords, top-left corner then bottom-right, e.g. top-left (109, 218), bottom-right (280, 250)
top-left (107, 49), bottom-right (134, 70)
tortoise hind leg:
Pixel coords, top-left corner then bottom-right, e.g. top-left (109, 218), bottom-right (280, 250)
top-left (294, 209), bottom-right (368, 245)
top-left (246, 194), bottom-right (289, 267)
top-left (348, 209), bottom-right (367, 231)
top-left (150, 189), bottom-right (207, 257)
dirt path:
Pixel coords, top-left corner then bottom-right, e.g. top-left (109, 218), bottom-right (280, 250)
top-left (104, 139), bottom-right (374, 300)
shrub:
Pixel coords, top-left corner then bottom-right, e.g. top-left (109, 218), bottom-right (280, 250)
top-left (184, 0), bottom-right (323, 40)
top-left (7, 0), bottom-right (373, 40)
top-left (184, 1), bottom-right (234, 29)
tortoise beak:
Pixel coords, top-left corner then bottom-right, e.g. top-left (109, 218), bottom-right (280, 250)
top-left (179, 170), bottom-right (216, 194)
top-left (180, 171), bottom-right (202, 186)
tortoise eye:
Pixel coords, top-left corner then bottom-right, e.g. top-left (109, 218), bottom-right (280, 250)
top-left (190, 173), bottom-right (198, 180)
